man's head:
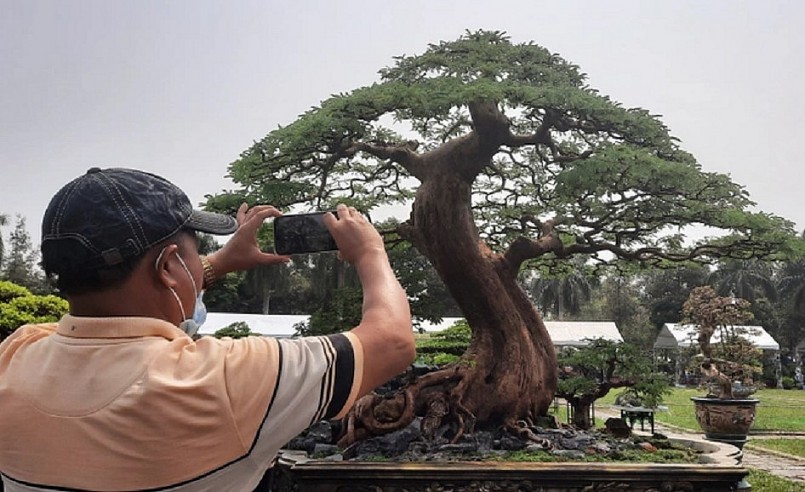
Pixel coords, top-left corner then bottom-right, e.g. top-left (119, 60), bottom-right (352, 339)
top-left (41, 168), bottom-right (237, 296)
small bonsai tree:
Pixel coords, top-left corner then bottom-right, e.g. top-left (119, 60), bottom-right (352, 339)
top-left (555, 339), bottom-right (670, 429)
top-left (681, 286), bottom-right (758, 399)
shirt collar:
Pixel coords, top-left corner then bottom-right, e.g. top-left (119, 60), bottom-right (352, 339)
top-left (57, 314), bottom-right (186, 340)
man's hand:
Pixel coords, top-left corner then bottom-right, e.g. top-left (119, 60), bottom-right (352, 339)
top-left (322, 204), bottom-right (385, 266)
top-left (206, 203), bottom-right (290, 277)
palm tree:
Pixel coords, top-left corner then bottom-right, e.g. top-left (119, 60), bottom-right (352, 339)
top-left (523, 258), bottom-right (593, 320)
top-left (776, 233), bottom-right (805, 315)
top-left (707, 259), bottom-right (777, 304)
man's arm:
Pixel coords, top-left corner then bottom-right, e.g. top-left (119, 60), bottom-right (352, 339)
top-left (206, 202), bottom-right (414, 397)
top-left (323, 205), bottom-right (415, 396)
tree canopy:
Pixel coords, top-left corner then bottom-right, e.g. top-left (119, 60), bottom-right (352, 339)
top-left (208, 30), bottom-right (799, 272)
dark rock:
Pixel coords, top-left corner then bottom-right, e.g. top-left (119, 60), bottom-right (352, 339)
top-left (312, 444), bottom-right (341, 457)
top-left (465, 430), bottom-right (496, 452)
top-left (307, 421), bottom-right (333, 442)
top-left (342, 418), bottom-right (423, 460)
top-left (285, 436), bottom-right (316, 454)
top-left (604, 417), bottom-right (632, 438)
top-left (498, 435), bottom-right (527, 451)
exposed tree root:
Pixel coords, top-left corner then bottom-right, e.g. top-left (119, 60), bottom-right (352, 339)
top-left (505, 418), bottom-right (553, 450)
top-left (336, 365), bottom-right (468, 447)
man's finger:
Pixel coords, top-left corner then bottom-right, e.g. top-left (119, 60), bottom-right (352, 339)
top-left (236, 202), bottom-right (249, 224)
top-left (258, 252), bottom-right (291, 264)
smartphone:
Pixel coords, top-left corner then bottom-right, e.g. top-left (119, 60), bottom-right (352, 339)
top-left (273, 211), bottom-right (338, 255)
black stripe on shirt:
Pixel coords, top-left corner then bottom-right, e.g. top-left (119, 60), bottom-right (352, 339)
top-left (322, 333), bottom-right (355, 420)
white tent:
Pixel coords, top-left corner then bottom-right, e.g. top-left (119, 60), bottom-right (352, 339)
top-left (201, 313), bottom-right (308, 338)
top-left (201, 313), bottom-right (622, 347)
top-left (542, 321), bottom-right (623, 347)
top-left (653, 322), bottom-right (779, 351)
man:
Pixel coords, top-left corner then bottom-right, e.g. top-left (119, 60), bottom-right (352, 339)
top-left (0, 168), bottom-right (415, 491)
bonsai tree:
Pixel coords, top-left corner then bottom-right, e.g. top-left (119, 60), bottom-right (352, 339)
top-left (207, 31), bottom-right (798, 444)
top-left (681, 286), bottom-right (759, 399)
top-left (556, 339), bottom-right (669, 429)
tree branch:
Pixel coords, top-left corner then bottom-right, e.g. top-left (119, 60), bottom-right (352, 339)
top-left (345, 140), bottom-right (427, 181)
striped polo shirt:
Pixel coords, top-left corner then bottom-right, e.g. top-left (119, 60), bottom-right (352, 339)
top-left (0, 315), bottom-right (363, 491)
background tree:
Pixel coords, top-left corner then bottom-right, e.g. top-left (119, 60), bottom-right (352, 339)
top-left (595, 275), bottom-right (653, 347)
top-left (555, 339), bottom-right (669, 429)
top-left (0, 213), bottom-right (8, 272)
top-left (682, 286), bottom-right (755, 399)
top-left (522, 257), bottom-right (593, 321)
top-left (207, 31), bottom-right (799, 440)
top-left (639, 264), bottom-right (708, 329)
top-left (2, 216), bottom-right (44, 292)
top-left (707, 259), bottom-right (777, 304)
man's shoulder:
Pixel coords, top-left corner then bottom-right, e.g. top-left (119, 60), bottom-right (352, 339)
top-left (3, 323), bottom-right (57, 342)
top-left (0, 323), bottom-right (57, 356)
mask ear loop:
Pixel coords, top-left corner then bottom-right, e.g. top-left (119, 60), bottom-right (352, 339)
top-left (155, 247), bottom-right (188, 322)
top-left (174, 253), bottom-right (199, 299)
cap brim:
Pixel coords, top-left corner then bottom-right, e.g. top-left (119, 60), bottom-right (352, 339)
top-left (185, 210), bottom-right (238, 235)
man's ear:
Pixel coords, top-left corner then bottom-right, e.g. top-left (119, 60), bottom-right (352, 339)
top-left (154, 244), bottom-right (182, 289)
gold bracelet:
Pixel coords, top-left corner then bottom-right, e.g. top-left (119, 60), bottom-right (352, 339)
top-left (200, 256), bottom-right (217, 289)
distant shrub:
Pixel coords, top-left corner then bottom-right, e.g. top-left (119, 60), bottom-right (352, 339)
top-left (0, 281), bottom-right (68, 340)
top-left (213, 321), bottom-right (258, 339)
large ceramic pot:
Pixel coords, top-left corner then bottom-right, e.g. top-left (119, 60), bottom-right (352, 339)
top-left (691, 397), bottom-right (759, 449)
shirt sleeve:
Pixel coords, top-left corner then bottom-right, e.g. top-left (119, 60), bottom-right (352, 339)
top-left (224, 332), bottom-right (363, 459)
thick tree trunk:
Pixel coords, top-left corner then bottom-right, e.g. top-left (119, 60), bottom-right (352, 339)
top-left (568, 400), bottom-right (594, 430)
top-left (410, 172), bottom-right (557, 428)
top-left (338, 165), bottom-right (558, 446)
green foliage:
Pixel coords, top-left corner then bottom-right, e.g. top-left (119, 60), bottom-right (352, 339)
top-left (0, 280), bottom-right (32, 303)
top-left (556, 339), bottom-right (670, 408)
top-left (208, 30), bottom-right (798, 274)
top-left (0, 280), bottom-right (68, 340)
top-left (295, 286), bottom-right (363, 337)
top-left (414, 319), bottom-right (471, 366)
top-left (213, 321), bottom-right (258, 339)
top-left (638, 265), bottom-right (708, 329)
top-left (614, 372), bottom-right (674, 409)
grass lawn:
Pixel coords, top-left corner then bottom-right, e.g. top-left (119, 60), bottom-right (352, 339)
top-left (750, 439), bottom-right (805, 459)
top-left (598, 387), bottom-right (805, 433)
top-left (747, 468), bottom-right (805, 491)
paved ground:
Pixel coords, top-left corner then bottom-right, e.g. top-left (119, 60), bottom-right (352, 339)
top-left (595, 406), bottom-right (805, 484)
top-left (742, 448), bottom-right (805, 483)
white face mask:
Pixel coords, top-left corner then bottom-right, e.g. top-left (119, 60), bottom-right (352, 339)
top-left (155, 247), bottom-right (206, 337)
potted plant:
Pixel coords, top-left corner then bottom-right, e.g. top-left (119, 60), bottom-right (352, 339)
top-left (682, 286), bottom-right (761, 449)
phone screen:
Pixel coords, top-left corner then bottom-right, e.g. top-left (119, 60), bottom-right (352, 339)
top-left (273, 211), bottom-right (338, 255)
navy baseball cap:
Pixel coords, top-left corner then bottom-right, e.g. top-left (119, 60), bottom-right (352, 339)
top-left (41, 167), bottom-right (238, 275)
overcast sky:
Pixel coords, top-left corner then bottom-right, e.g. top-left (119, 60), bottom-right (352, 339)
top-left (2, 0), bottom-right (804, 248)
